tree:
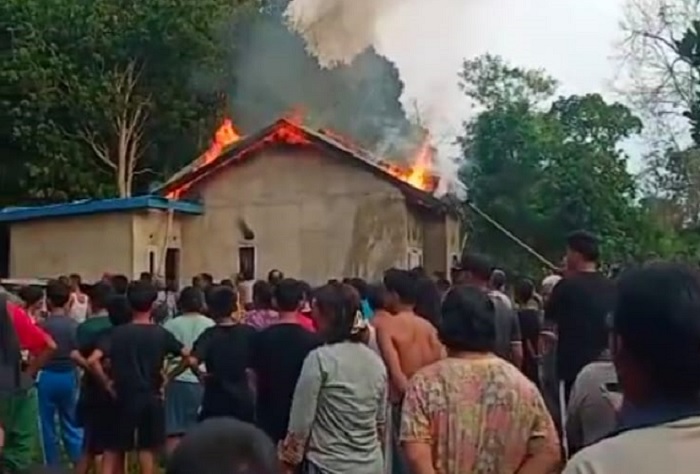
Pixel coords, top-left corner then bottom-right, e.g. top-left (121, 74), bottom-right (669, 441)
top-left (459, 55), bottom-right (654, 272)
top-left (0, 0), bottom-right (248, 201)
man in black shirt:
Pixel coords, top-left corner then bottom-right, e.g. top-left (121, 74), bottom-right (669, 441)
top-left (250, 280), bottom-right (321, 442)
top-left (545, 230), bottom-right (614, 401)
top-left (89, 280), bottom-right (187, 474)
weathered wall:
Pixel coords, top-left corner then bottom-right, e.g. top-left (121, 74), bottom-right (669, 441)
top-left (131, 210), bottom-right (183, 278)
top-left (179, 146), bottom-right (409, 284)
top-left (9, 213), bottom-right (134, 280)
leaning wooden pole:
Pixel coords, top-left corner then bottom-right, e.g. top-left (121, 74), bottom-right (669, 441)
top-left (463, 200), bottom-right (558, 271)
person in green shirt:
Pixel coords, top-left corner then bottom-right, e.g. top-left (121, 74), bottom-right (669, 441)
top-left (163, 287), bottom-right (214, 455)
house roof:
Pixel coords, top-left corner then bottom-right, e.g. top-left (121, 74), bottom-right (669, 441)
top-left (0, 195), bottom-right (204, 223)
top-left (157, 118), bottom-right (457, 216)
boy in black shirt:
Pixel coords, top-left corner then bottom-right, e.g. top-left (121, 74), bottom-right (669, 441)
top-left (89, 281), bottom-right (187, 474)
top-left (186, 285), bottom-right (257, 423)
top-left (250, 280), bottom-right (321, 442)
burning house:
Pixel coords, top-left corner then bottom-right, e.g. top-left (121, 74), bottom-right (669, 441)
top-left (0, 117), bottom-right (461, 283)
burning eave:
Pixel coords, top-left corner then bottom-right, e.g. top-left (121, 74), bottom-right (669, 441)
top-left (157, 118), bottom-right (458, 218)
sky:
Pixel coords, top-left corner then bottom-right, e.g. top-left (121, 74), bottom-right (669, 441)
top-left (375, 0), bottom-right (632, 165)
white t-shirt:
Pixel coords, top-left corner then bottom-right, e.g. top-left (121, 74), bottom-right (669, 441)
top-left (68, 292), bottom-right (89, 323)
top-left (563, 416), bottom-right (700, 474)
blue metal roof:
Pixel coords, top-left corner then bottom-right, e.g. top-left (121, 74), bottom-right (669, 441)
top-left (0, 195), bottom-right (204, 223)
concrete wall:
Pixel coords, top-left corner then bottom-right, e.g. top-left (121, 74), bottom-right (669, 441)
top-left (9, 213), bottom-right (134, 281)
top-left (179, 146), bottom-right (409, 284)
top-left (131, 210), bottom-right (183, 278)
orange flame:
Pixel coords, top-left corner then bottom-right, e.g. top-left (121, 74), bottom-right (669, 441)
top-left (201, 118), bottom-right (241, 166)
top-left (165, 114), bottom-right (437, 200)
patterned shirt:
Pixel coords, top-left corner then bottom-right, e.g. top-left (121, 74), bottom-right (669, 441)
top-left (400, 355), bottom-right (559, 474)
top-left (241, 309), bottom-right (279, 330)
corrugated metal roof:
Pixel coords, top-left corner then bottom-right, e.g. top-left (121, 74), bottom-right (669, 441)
top-left (0, 195), bottom-right (203, 223)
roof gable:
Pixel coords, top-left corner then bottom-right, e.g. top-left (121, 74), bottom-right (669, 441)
top-left (158, 119), bottom-right (454, 215)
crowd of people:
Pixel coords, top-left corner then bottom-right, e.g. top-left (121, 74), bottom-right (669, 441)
top-left (1, 229), bottom-right (700, 474)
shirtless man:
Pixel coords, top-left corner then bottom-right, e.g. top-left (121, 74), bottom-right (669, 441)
top-left (376, 268), bottom-right (443, 474)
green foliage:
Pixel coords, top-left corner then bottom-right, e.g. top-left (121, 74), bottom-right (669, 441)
top-left (0, 0), bottom-right (248, 203)
top-left (459, 55), bottom-right (676, 273)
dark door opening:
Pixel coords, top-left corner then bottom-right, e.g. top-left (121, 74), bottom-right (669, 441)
top-left (165, 248), bottom-right (180, 284)
top-left (0, 224), bottom-right (9, 278)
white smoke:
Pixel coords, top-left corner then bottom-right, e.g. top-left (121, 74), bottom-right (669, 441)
top-left (285, 0), bottom-right (465, 196)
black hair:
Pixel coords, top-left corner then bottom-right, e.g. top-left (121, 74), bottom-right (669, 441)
top-left (166, 418), bottom-right (279, 474)
top-left (514, 279), bottom-right (535, 305)
top-left (139, 272), bottom-right (152, 282)
top-left (414, 277), bottom-right (441, 328)
top-left (200, 273), bottom-right (214, 286)
top-left (410, 266), bottom-right (427, 278)
top-left (107, 295), bottom-right (132, 326)
top-left (297, 280), bottom-right (312, 300)
top-left (46, 279), bottom-right (71, 309)
top-left (566, 230), bottom-right (600, 262)
top-left (220, 279), bottom-right (235, 288)
top-left (273, 278), bottom-right (303, 312)
top-left (267, 269), bottom-right (284, 284)
top-left (206, 285), bottom-right (237, 321)
top-left (18, 285), bottom-right (44, 307)
top-left (614, 262), bottom-right (700, 399)
top-left (178, 286), bottom-right (204, 314)
top-left (348, 278), bottom-right (369, 300)
top-left (459, 253), bottom-right (493, 281)
top-left (126, 280), bottom-right (158, 313)
top-left (252, 280), bottom-right (274, 309)
top-left (110, 274), bottom-right (129, 295)
top-left (439, 286), bottom-right (496, 353)
top-left (69, 274), bottom-right (82, 284)
top-left (365, 283), bottom-right (386, 312)
top-left (490, 269), bottom-right (507, 290)
top-left (89, 282), bottom-right (114, 312)
top-left (313, 283), bottom-right (364, 344)
top-left (383, 268), bottom-right (418, 305)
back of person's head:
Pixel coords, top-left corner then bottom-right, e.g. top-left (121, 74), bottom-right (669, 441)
top-left (107, 294), bottom-right (132, 326)
top-left (439, 285), bottom-right (496, 353)
top-left (459, 253), bottom-right (493, 283)
top-left (18, 285), bottom-right (44, 308)
top-left (58, 275), bottom-right (70, 285)
top-left (383, 268), bottom-right (418, 305)
top-left (220, 278), bottom-right (235, 288)
top-left (273, 278), bottom-right (303, 312)
top-left (436, 278), bottom-right (451, 293)
top-left (89, 281), bottom-right (114, 313)
top-left (166, 418), bottom-right (279, 474)
top-left (110, 274), bottom-right (129, 295)
top-left (410, 266), bottom-right (427, 278)
top-left (69, 273), bottom-right (82, 288)
top-left (268, 269), bottom-right (284, 285)
top-left (206, 285), bottom-right (237, 321)
top-left (514, 279), bottom-right (535, 306)
top-left (566, 230), bottom-right (600, 263)
top-left (139, 272), bottom-right (153, 283)
top-left (200, 273), bottom-right (214, 287)
top-left (490, 269), bottom-right (507, 291)
top-left (365, 283), bottom-right (387, 312)
top-left (178, 286), bottom-right (204, 314)
top-left (252, 280), bottom-right (274, 309)
top-left (614, 262), bottom-right (700, 401)
top-left (414, 276), bottom-right (441, 328)
top-left (126, 280), bottom-right (158, 313)
top-left (348, 278), bottom-right (369, 300)
top-left (46, 279), bottom-right (71, 310)
top-left (313, 282), bottom-right (365, 344)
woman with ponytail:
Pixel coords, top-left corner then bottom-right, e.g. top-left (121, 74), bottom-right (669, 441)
top-left (279, 283), bottom-right (387, 474)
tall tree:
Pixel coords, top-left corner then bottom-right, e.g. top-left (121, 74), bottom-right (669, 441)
top-left (459, 55), bottom-right (651, 272)
top-left (0, 0), bottom-right (249, 201)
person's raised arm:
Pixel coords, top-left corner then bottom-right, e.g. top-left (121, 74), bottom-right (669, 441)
top-left (278, 350), bottom-right (323, 471)
top-left (377, 323), bottom-right (409, 397)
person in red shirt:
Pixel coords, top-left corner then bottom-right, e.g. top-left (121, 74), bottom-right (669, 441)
top-left (0, 297), bottom-right (56, 472)
top-left (296, 281), bottom-right (317, 333)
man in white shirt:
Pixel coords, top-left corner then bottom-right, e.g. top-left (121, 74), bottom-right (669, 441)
top-left (564, 262), bottom-right (700, 474)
